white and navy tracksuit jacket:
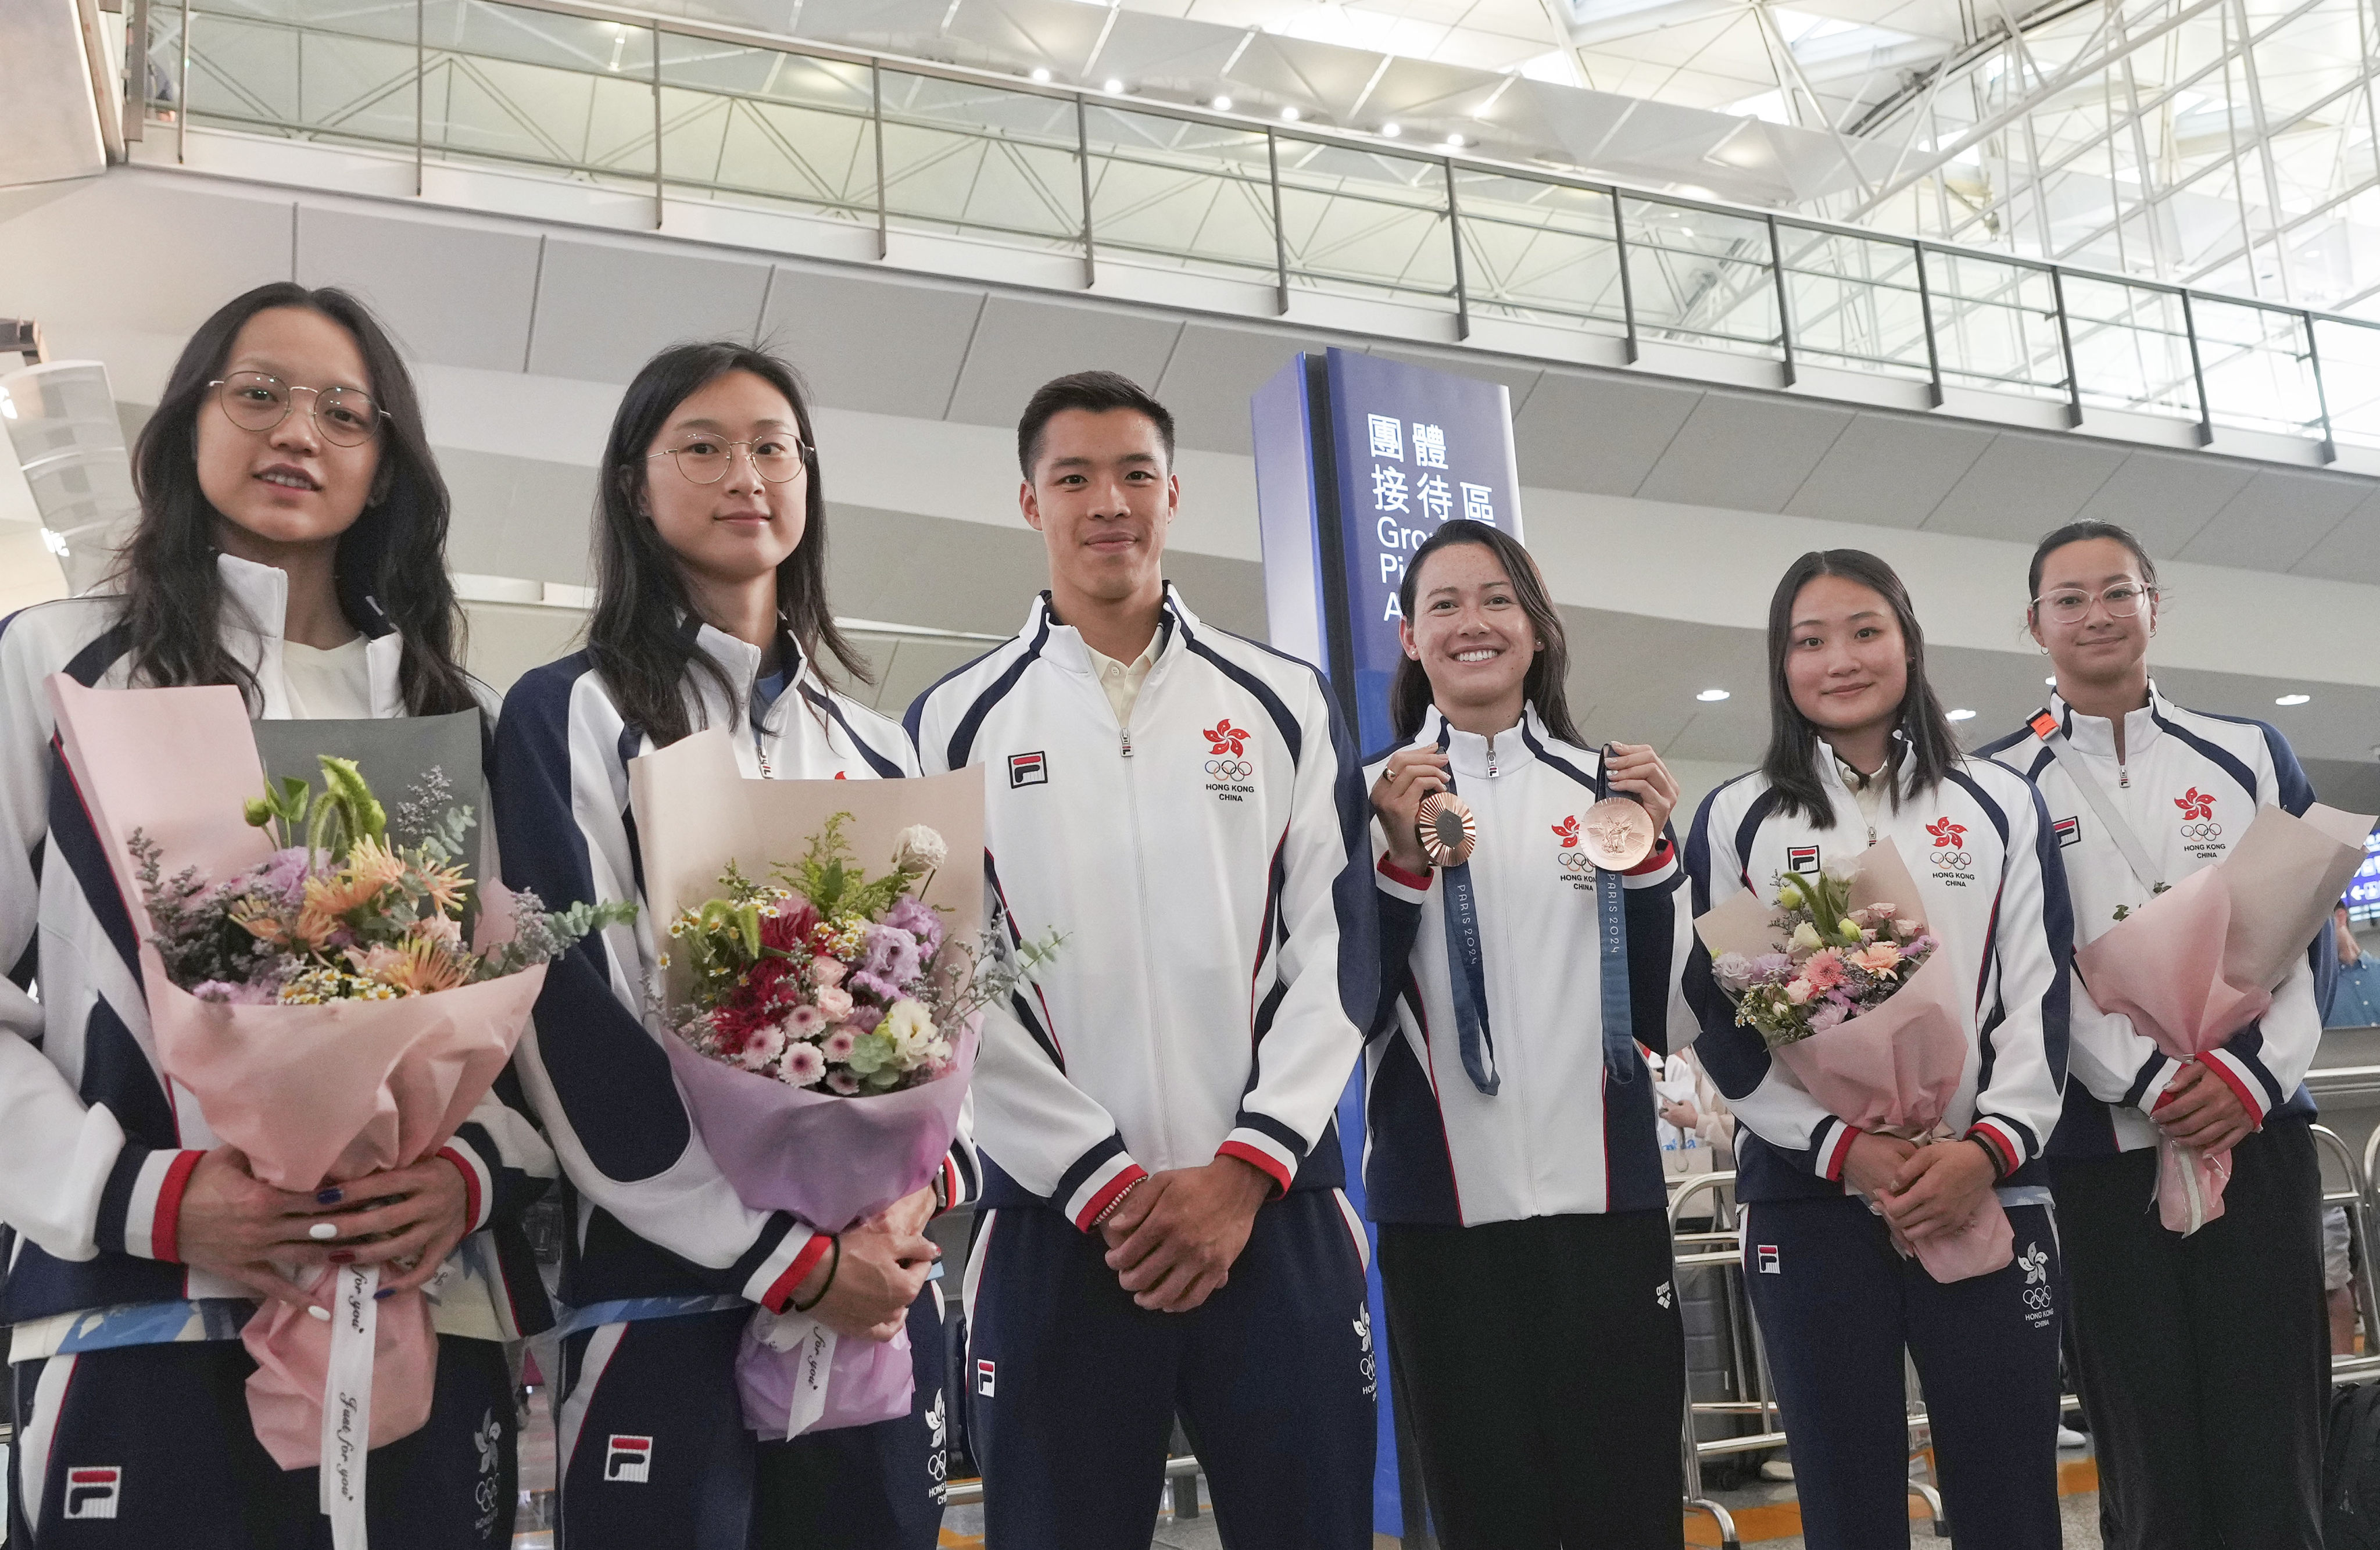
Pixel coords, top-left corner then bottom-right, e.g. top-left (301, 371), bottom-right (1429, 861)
top-left (1365, 707), bottom-right (1694, 1225)
top-left (1977, 686), bottom-right (2331, 1158)
top-left (1683, 748), bottom-right (2073, 1202)
top-left (492, 621), bottom-right (978, 1318)
top-left (904, 588), bottom-right (1377, 1227)
top-left (0, 555), bottom-right (556, 1348)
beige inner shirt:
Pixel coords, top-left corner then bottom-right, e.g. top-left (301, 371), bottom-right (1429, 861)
top-left (1085, 635), bottom-right (1158, 725)
top-left (280, 636), bottom-right (373, 719)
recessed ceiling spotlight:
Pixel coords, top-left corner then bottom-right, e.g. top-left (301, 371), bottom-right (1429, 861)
top-left (1445, 133), bottom-right (1465, 147)
top-left (1212, 95), bottom-right (1233, 110)
top-left (1029, 67), bottom-right (1051, 83)
top-left (1948, 708), bottom-right (1977, 722)
top-left (1280, 105), bottom-right (1300, 121)
top-left (1382, 122), bottom-right (1401, 138)
top-left (1103, 77), bottom-right (1123, 93)
top-left (2277, 692), bottom-right (2312, 706)
top-left (1695, 688), bottom-right (1730, 702)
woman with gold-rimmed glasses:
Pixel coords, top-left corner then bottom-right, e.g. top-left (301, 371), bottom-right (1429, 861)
top-left (491, 341), bottom-right (964, 1550)
top-left (0, 282), bottom-right (554, 1544)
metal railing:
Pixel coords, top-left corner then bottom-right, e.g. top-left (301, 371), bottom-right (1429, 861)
top-left (141, 0), bottom-right (2380, 461)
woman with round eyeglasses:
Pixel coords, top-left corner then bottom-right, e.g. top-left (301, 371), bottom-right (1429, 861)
top-left (1976, 521), bottom-right (2332, 1549)
top-left (0, 283), bottom-right (555, 1544)
top-left (491, 341), bottom-right (961, 1550)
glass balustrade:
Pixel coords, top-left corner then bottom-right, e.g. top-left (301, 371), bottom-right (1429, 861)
top-left (150, 0), bottom-right (2380, 459)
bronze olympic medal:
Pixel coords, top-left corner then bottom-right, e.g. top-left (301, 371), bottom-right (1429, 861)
top-left (1415, 792), bottom-right (1478, 867)
top-left (1581, 796), bottom-right (1655, 871)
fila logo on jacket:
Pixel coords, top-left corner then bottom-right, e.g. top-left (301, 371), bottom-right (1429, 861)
top-left (1978, 686), bottom-right (2331, 1158)
top-left (907, 588), bottom-right (1377, 1230)
top-left (1366, 707), bottom-right (1694, 1226)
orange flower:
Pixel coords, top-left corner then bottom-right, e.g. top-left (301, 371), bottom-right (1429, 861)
top-left (305, 836), bottom-right (407, 916)
top-left (347, 936), bottom-right (473, 996)
top-left (415, 857), bottom-right (470, 917)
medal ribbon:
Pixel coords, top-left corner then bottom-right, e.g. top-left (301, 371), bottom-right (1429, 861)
top-left (1595, 748), bottom-right (1635, 1084)
top-left (1431, 722), bottom-right (1499, 1096)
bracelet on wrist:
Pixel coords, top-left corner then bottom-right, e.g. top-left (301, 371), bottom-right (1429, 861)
top-left (1968, 1134), bottom-right (2009, 1180)
top-left (790, 1234), bottom-right (840, 1313)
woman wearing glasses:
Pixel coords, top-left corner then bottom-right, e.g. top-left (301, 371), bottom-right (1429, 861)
top-left (1976, 522), bottom-right (2331, 1549)
top-left (0, 284), bottom-right (553, 1543)
top-left (1683, 549), bottom-right (2073, 1549)
top-left (491, 342), bottom-right (959, 1550)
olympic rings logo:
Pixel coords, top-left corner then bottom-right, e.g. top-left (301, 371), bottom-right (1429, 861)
top-left (1930, 851), bottom-right (1972, 868)
top-left (1558, 851), bottom-right (1597, 872)
top-left (2179, 822), bottom-right (2224, 841)
top-left (1205, 758), bottom-right (1254, 781)
top-left (2022, 1287), bottom-right (2053, 1312)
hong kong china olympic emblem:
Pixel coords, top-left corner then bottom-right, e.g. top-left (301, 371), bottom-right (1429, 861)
top-left (1552, 815), bottom-right (1595, 873)
top-left (2175, 787), bottom-right (2223, 841)
top-left (1201, 721), bottom-right (1256, 798)
top-left (1927, 817), bottom-right (1972, 869)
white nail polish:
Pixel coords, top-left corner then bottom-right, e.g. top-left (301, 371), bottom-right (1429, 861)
top-left (309, 1222), bottom-right (339, 1241)
top-left (307, 1304), bottom-right (332, 1321)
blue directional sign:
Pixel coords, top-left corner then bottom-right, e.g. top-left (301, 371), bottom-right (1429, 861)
top-left (1251, 346), bottom-right (1525, 754)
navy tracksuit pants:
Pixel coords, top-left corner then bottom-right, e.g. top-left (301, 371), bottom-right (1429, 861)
top-left (1742, 1197), bottom-right (2063, 1550)
top-left (964, 1188), bottom-right (1376, 1550)
top-left (9, 1333), bottom-right (514, 1549)
top-left (555, 1287), bottom-right (947, 1550)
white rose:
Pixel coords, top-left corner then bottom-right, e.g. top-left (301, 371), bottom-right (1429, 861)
top-left (881, 998), bottom-right (938, 1063)
top-left (892, 825), bottom-right (948, 875)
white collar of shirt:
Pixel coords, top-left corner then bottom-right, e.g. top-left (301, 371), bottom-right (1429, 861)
top-left (1419, 704), bottom-right (1548, 781)
top-left (215, 553), bottom-right (407, 718)
top-left (2046, 682), bottom-right (2166, 762)
top-left (1084, 635), bottom-right (1159, 726)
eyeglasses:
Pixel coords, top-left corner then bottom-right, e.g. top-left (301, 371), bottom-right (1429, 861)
top-left (2032, 582), bottom-right (2156, 625)
top-left (646, 436), bottom-right (811, 485)
top-left (209, 372), bottom-right (385, 446)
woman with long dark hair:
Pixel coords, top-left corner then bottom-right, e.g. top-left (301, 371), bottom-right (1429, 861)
top-left (491, 341), bottom-right (962, 1550)
top-left (1978, 523), bottom-right (2330, 1548)
top-left (1681, 549), bottom-right (2073, 1548)
top-left (1363, 519), bottom-right (1690, 1546)
top-left (0, 282), bottom-right (553, 1544)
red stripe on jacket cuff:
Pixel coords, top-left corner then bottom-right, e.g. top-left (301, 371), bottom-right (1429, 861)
top-left (762, 1232), bottom-right (835, 1313)
top-left (1376, 857), bottom-right (1433, 891)
top-left (1820, 1125), bottom-right (1860, 1182)
top-left (2199, 1055), bottom-right (2266, 1123)
top-left (1624, 839), bottom-right (1674, 876)
top-left (436, 1145), bottom-right (484, 1232)
top-left (152, 1150), bottom-right (205, 1265)
top-left (1969, 1122), bottom-right (2020, 1177)
top-left (1073, 1164), bottom-right (1150, 1232)
top-left (1216, 1140), bottom-right (1294, 1197)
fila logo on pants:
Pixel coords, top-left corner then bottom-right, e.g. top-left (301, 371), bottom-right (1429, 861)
top-left (1756, 1245), bottom-right (1780, 1274)
top-left (65, 1466), bottom-right (123, 1520)
top-left (977, 1359), bottom-right (997, 1398)
top-left (606, 1435), bottom-right (654, 1483)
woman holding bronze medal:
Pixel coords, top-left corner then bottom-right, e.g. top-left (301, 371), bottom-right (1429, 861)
top-left (0, 284), bottom-right (550, 1544)
top-left (1362, 518), bottom-right (1691, 1548)
top-left (1682, 549), bottom-right (2072, 1548)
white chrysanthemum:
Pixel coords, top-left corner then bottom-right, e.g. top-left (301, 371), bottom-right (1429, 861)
top-left (892, 825), bottom-right (948, 875)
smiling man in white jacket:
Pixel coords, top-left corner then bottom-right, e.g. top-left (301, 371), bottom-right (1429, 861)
top-left (908, 371), bottom-right (1379, 1550)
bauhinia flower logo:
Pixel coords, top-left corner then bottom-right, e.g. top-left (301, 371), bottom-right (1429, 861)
top-left (1926, 817), bottom-right (1966, 849)
top-left (2175, 787), bottom-right (2216, 821)
top-left (1551, 815), bottom-right (1580, 849)
top-left (1204, 721), bottom-right (1249, 757)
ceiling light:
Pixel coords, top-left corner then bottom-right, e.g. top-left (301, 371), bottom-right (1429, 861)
top-left (1103, 77), bottom-right (1123, 93)
top-left (2277, 693), bottom-right (2312, 706)
top-left (1030, 67), bottom-right (1051, 83)
top-left (1695, 688), bottom-right (1730, 702)
top-left (1445, 133), bottom-right (1465, 147)
top-left (1280, 106), bottom-right (1300, 121)
top-left (1948, 708), bottom-right (1977, 722)
top-left (2045, 676), bottom-right (2057, 686)
top-left (1212, 95), bottom-right (1233, 110)
top-left (1382, 122), bottom-right (1401, 138)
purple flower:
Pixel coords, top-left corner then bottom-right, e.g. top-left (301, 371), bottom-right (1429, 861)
top-left (192, 978), bottom-right (277, 1005)
top-left (1806, 1000), bottom-right (1849, 1033)
top-left (883, 897), bottom-right (943, 960)
top-left (1749, 953), bottom-right (1794, 984)
top-left (260, 847), bottom-right (312, 902)
top-left (860, 922), bottom-right (922, 987)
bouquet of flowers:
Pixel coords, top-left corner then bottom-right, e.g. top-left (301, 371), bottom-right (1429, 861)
top-left (627, 729), bottom-right (1012, 1440)
top-left (135, 759), bottom-right (625, 1006)
top-left (1697, 839), bottom-right (2010, 1282)
top-left (49, 678), bottom-right (630, 1550)
top-left (1711, 867), bottom-right (1942, 1048)
top-left (2075, 799), bottom-right (2375, 1234)
top-left (662, 818), bottom-right (1050, 1099)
